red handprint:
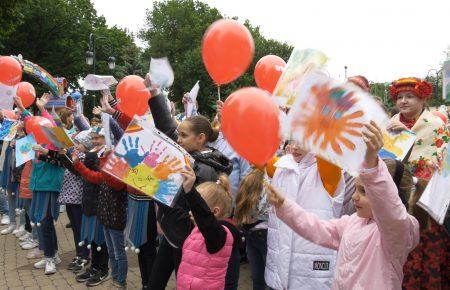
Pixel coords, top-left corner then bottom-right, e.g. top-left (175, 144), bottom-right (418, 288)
top-left (104, 155), bottom-right (131, 179)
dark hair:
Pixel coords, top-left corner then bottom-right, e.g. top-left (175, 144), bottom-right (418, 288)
top-left (59, 109), bottom-right (74, 129)
top-left (185, 115), bottom-right (218, 143)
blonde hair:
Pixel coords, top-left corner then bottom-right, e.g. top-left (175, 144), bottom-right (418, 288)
top-left (196, 174), bottom-right (232, 219)
top-left (235, 168), bottom-right (265, 225)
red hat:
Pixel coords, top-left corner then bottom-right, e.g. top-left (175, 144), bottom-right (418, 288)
top-left (347, 75), bottom-right (370, 92)
top-left (389, 77), bottom-right (432, 100)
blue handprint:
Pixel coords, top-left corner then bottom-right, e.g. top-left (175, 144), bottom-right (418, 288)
top-left (115, 136), bottom-right (149, 168)
top-left (154, 179), bottom-right (179, 205)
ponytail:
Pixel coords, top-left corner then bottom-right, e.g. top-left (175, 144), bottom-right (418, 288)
top-left (197, 174), bottom-right (233, 218)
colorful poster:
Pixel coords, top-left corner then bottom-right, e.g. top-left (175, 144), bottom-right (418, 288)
top-left (0, 119), bottom-right (20, 141)
top-left (417, 146), bottom-right (450, 224)
top-left (83, 74), bottom-right (118, 91)
top-left (102, 117), bottom-right (194, 206)
top-left (273, 48), bottom-right (328, 107)
top-left (443, 60), bottom-right (450, 101)
top-left (379, 130), bottom-right (416, 161)
top-left (287, 71), bottom-right (389, 176)
top-left (15, 134), bottom-right (37, 166)
top-left (42, 126), bottom-right (74, 149)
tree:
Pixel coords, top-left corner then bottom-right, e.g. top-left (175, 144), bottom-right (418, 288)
top-left (0, 0), bottom-right (140, 92)
top-left (139, 0), bottom-right (292, 116)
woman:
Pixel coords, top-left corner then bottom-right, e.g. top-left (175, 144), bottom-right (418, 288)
top-left (387, 77), bottom-right (450, 289)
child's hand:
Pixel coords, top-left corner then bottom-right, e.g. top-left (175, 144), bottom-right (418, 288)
top-left (363, 121), bottom-right (384, 168)
top-left (266, 183), bottom-right (285, 208)
top-left (32, 144), bottom-right (48, 155)
top-left (58, 148), bottom-right (67, 155)
top-left (71, 150), bottom-right (80, 163)
top-left (180, 164), bottom-right (196, 193)
top-left (99, 94), bottom-right (115, 115)
top-left (36, 93), bottom-right (50, 111)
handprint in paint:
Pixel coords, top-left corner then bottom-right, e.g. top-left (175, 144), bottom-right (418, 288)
top-left (104, 155), bottom-right (131, 179)
top-left (115, 136), bottom-right (149, 168)
top-left (154, 179), bottom-right (179, 205)
top-left (153, 156), bottom-right (183, 179)
top-left (143, 141), bottom-right (167, 168)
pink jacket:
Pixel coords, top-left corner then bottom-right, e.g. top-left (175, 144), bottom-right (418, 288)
top-left (177, 226), bottom-right (234, 290)
top-left (275, 160), bottom-right (420, 290)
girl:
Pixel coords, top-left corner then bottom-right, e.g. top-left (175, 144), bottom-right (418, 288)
top-left (266, 121), bottom-right (420, 289)
top-left (73, 148), bottom-right (128, 289)
top-left (178, 167), bottom-right (240, 290)
top-left (235, 168), bottom-right (270, 290)
top-left (265, 140), bottom-right (348, 290)
top-left (103, 78), bottom-right (233, 289)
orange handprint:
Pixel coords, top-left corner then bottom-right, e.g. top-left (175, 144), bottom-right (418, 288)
top-left (104, 155), bottom-right (131, 179)
top-left (292, 83), bottom-right (364, 155)
top-left (153, 156), bottom-right (183, 180)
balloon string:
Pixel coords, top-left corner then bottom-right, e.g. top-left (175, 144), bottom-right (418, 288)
top-left (217, 85), bottom-right (221, 101)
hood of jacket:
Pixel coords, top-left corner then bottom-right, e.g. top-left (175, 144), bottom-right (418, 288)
top-left (191, 147), bottom-right (233, 176)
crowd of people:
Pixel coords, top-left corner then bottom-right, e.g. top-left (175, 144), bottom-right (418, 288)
top-left (0, 74), bottom-right (449, 290)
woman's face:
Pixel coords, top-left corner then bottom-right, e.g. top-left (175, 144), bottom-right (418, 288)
top-left (352, 179), bottom-right (373, 219)
top-left (396, 92), bottom-right (425, 118)
top-left (177, 121), bottom-right (205, 153)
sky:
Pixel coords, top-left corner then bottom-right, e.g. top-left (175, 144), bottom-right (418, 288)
top-left (92, 0), bottom-right (450, 83)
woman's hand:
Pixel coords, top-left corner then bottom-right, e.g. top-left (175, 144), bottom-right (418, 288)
top-left (363, 121), bottom-right (384, 168)
top-left (13, 96), bottom-right (26, 112)
top-left (36, 93), bottom-right (50, 111)
top-left (99, 94), bottom-right (115, 115)
top-left (386, 120), bottom-right (408, 132)
top-left (216, 100), bottom-right (224, 122)
top-left (180, 164), bottom-right (196, 193)
top-left (266, 183), bottom-right (285, 208)
top-left (71, 150), bottom-right (80, 163)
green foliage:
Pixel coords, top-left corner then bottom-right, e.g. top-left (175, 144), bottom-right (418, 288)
top-left (139, 0), bottom-right (293, 116)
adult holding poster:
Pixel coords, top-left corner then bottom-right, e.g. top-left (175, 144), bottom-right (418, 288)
top-left (387, 77), bottom-right (450, 289)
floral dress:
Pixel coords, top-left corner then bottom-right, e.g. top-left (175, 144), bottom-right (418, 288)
top-left (392, 110), bottom-right (450, 289)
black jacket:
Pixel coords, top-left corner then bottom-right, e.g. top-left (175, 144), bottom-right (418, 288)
top-left (81, 152), bottom-right (101, 216)
top-left (148, 94), bottom-right (233, 248)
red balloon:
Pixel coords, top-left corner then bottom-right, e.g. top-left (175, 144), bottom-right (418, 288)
top-left (202, 19), bottom-right (254, 85)
top-left (221, 87), bottom-right (280, 166)
top-left (254, 55), bottom-right (286, 94)
top-left (16, 82), bottom-right (36, 108)
top-left (433, 110), bottom-right (448, 124)
top-left (25, 116), bottom-right (54, 144)
top-left (0, 56), bottom-right (22, 86)
top-left (116, 75), bottom-right (151, 118)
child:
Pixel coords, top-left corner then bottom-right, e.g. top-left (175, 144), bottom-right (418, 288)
top-left (235, 168), bottom-right (270, 290)
top-left (265, 140), bottom-right (347, 290)
top-left (178, 167), bottom-right (240, 290)
top-left (266, 121), bottom-right (420, 289)
top-left (73, 149), bottom-right (128, 289)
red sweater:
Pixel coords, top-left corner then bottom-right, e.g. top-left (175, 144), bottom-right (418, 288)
top-left (74, 155), bottom-right (125, 191)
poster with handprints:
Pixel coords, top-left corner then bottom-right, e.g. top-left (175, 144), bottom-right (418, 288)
top-left (0, 119), bottom-right (20, 141)
top-left (417, 146), bottom-right (450, 224)
top-left (287, 71), bottom-right (389, 176)
top-left (379, 130), bottom-right (416, 161)
top-left (273, 48), bottom-right (328, 107)
top-left (102, 117), bottom-right (194, 207)
top-left (15, 134), bottom-right (37, 166)
top-left (42, 126), bottom-right (74, 149)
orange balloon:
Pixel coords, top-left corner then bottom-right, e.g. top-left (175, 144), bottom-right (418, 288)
top-left (25, 116), bottom-right (54, 144)
top-left (116, 75), bottom-right (151, 118)
top-left (16, 82), bottom-right (36, 108)
top-left (222, 87), bottom-right (280, 166)
top-left (254, 55), bottom-right (286, 94)
top-left (432, 110), bottom-right (448, 124)
top-left (265, 156), bottom-right (279, 178)
top-left (0, 56), bottom-right (22, 86)
top-left (202, 19), bottom-right (254, 85)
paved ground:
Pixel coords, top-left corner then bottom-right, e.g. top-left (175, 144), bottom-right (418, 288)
top-left (0, 213), bottom-right (252, 289)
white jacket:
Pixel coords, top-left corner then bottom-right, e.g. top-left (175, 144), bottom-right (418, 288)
top-left (265, 153), bottom-right (345, 290)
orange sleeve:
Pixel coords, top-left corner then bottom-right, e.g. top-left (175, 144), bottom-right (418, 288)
top-left (316, 157), bottom-right (342, 197)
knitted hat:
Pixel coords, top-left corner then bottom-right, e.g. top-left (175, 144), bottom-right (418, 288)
top-left (90, 126), bottom-right (105, 137)
top-left (389, 77), bottom-right (433, 100)
top-left (74, 130), bottom-right (93, 150)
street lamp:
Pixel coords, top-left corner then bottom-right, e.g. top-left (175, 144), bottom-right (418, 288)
top-left (86, 33), bottom-right (116, 74)
top-left (344, 66), bottom-right (348, 79)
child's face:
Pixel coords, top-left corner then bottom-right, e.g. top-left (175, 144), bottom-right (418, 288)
top-left (177, 121), bottom-right (205, 153)
top-left (288, 141), bottom-right (308, 163)
top-left (90, 134), bottom-right (105, 147)
top-left (352, 179), bottom-right (373, 219)
top-left (75, 143), bottom-right (87, 153)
